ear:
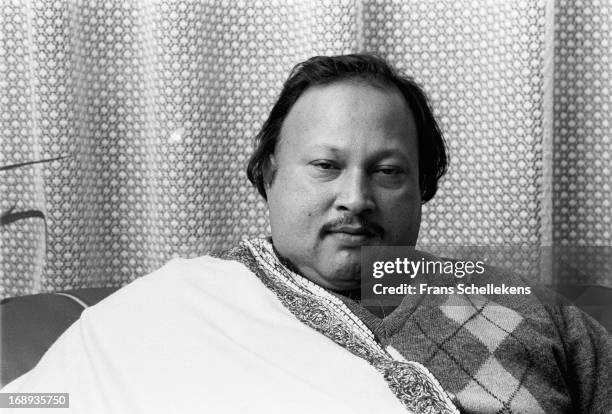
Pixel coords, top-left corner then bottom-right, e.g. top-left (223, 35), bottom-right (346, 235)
top-left (263, 154), bottom-right (278, 193)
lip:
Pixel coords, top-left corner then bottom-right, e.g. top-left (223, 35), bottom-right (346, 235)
top-left (331, 226), bottom-right (374, 236)
top-left (326, 227), bottom-right (377, 246)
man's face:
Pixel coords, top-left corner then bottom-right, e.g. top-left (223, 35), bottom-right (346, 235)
top-left (265, 80), bottom-right (421, 291)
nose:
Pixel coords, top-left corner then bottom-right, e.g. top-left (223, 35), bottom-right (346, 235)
top-left (334, 169), bottom-right (375, 214)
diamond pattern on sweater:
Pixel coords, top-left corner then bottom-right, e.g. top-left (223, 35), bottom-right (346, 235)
top-left (457, 358), bottom-right (545, 414)
top-left (441, 294), bottom-right (523, 352)
top-left (440, 294), bottom-right (545, 413)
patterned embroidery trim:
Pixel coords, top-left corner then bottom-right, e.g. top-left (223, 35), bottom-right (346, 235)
top-left (250, 238), bottom-right (382, 350)
top-left (238, 238), bottom-right (459, 414)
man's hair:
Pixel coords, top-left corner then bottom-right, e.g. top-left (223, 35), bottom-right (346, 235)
top-left (246, 53), bottom-right (447, 203)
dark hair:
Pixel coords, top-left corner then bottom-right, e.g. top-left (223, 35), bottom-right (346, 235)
top-left (246, 53), bottom-right (447, 203)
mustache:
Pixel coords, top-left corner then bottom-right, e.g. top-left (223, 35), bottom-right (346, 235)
top-left (321, 215), bottom-right (384, 238)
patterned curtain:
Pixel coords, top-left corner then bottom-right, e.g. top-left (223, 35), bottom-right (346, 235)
top-left (1, 0), bottom-right (610, 297)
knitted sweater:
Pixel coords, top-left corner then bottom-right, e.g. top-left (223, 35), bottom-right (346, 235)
top-left (335, 268), bottom-right (612, 413)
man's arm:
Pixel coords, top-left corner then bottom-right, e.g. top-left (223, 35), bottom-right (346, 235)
top-left (555, 305), bottom-right (612, 413)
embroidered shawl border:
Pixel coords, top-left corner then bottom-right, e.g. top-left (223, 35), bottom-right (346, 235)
top-left (227, 238), bottom-right (459, 414)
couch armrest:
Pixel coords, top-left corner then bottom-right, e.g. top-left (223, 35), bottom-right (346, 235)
top-left (1, 287), bottom-right (118, 387)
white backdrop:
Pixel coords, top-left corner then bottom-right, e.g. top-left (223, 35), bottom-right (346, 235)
top-left (1, 0), bottom-right (610, 296)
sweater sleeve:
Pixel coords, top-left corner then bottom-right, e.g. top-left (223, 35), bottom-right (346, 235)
top-left (556, 305), bottom-right (612, 413)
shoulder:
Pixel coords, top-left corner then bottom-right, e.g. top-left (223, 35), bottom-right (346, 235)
top-left (81, 249), bottom-right (261, 324)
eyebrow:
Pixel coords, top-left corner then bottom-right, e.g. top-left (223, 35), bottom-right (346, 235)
top-left (306, 145), bottom-right (413, 161)
top-left (369, 148), bottom-right (412, 161)
top-left (306, 144), bottom-right (342, 154)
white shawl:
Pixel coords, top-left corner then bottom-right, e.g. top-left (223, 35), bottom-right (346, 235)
top-left (3, 254), bottom-right (411, 413)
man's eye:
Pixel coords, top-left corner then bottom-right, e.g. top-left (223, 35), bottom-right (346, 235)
top-left (374, 166), bottom-right (403, 175)
top-left (312, 161), bottom-right (337, 170)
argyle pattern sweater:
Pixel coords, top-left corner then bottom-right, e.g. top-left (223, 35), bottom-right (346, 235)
top-left (336, 268), bottom-right (612, 413)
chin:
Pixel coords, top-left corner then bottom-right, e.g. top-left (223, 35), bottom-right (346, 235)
top-left (325, 262), bottom-right (361, 286)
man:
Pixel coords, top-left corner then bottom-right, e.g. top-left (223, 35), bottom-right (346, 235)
top-left (2, 55), bottom-right (611, 413)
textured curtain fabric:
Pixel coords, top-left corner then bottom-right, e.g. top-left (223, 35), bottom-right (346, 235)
top-left (1, 0), bottom-right (610, 297)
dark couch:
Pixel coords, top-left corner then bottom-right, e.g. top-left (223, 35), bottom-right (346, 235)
top-left (1, 287), bottom-right (118, 386)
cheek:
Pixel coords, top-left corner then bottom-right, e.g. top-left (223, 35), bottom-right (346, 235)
top-left (378, 187), bottom-right (420, 211)
top-left (378, 191), bottom-right (421, 227)
top-left (268, 179), bottom-right (327, 231)
top-left (276, 171), bottom-right (332, 215)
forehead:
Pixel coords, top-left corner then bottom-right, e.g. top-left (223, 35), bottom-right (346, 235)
top-left (278, 80), bottom-right (418, 157)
